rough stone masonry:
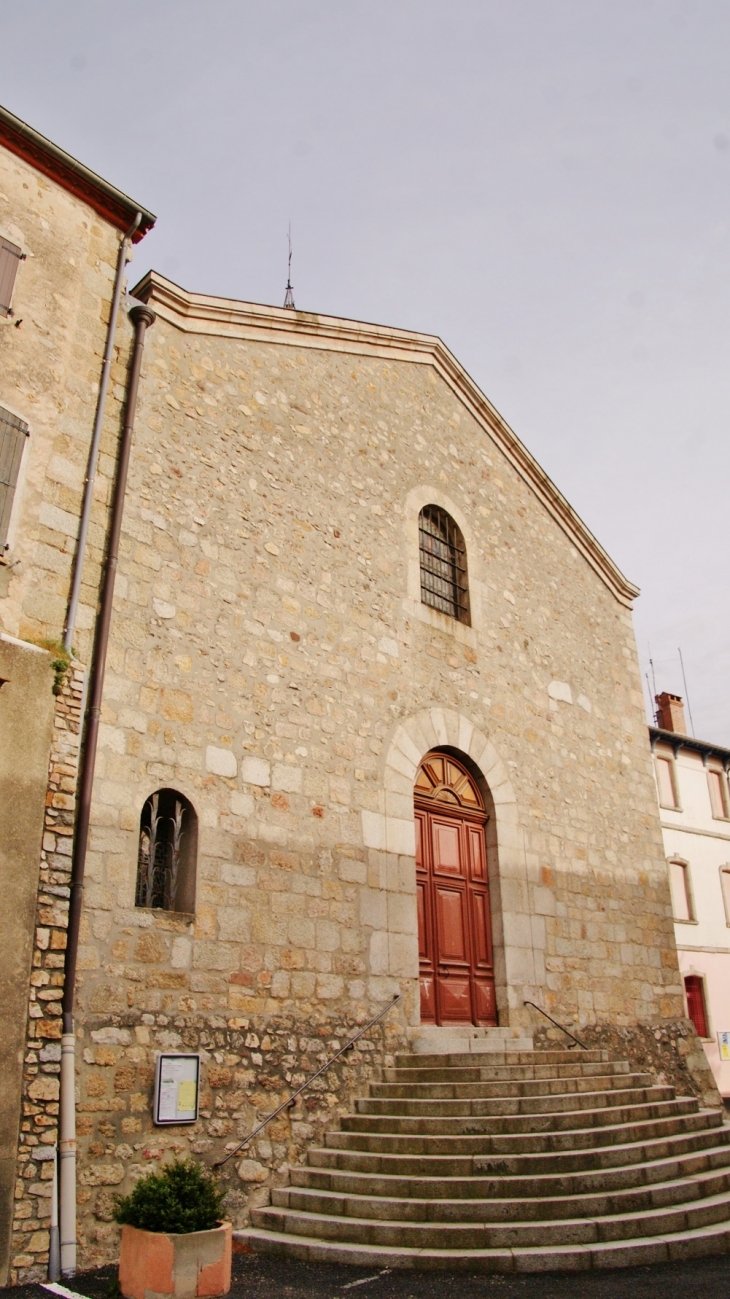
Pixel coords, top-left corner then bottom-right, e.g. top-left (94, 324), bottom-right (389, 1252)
top-left (46, 271), bottom-right (717, 1271)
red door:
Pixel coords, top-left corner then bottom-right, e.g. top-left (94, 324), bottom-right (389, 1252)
top-left (685, 976), bottom-right (708, 1038)
top-left (415, 754), bottom-right (497, 1026)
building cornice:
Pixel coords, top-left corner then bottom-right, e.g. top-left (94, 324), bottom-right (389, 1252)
top-left (0, 103), bottom-right (155, 240)
top-left (132, 271), bottom-right (640, 608)
top-left (651, 726), bottom-right (730, 766)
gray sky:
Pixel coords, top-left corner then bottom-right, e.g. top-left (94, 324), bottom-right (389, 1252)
top-left (3, 2), bottom-right (729, 741)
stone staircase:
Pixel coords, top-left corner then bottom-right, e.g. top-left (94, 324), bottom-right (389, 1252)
top-left (240, 1045), bottom-right (730, 1272)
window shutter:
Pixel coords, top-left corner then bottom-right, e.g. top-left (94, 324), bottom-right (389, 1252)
top-left (0, 406), bottom-right (29, 548)
top-left (0, 237), bottom-right (24, 317)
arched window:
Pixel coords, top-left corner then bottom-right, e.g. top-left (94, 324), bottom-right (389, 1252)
top-left (418, 504), bottom-right (470, 624)
top-left (136, 789), bottom-right (197, 913)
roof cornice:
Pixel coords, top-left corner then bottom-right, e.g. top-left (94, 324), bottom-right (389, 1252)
top-left (0, 103), bottom-right (155, 240)
top-left (650, 726), bottom-right (730, 765)
top-left (132, 271), bottom-right (640, 608)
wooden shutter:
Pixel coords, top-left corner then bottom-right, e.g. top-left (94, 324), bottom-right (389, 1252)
top-left (0, 406), bottom-right (29, 548)
top-left (655, 756), bottom-right (677, 808)
top-left (668, 860), bottom-right (692, 921)
top-left (720, 869), bottom-right (730, 925)
top-left (0, 237), bottom-right (24, 316)
top-left (708, 770), bottom-right (728, 819)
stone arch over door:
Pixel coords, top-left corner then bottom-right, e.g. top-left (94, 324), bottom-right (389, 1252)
top-left (363, 707), bottom-right (539, 1028)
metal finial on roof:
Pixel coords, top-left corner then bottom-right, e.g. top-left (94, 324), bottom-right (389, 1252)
top-left (283, 224), bottom-right (295, 309)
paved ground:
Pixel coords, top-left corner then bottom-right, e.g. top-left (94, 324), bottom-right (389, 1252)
top-left (9, 1251), bottom-right (730, 1299)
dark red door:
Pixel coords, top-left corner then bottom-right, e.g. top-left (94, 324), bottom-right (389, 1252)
top-left (415, 754), bottom-right (497, 1026)
top-left (685, 976), bottom-right (708, 1038)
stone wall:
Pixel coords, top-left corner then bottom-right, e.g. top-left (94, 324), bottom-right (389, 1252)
top-left (73, 1005), bottom-right (403, 1270)
top-left (8, 659), bottom-right (83, 1286)
top-left (533, 1020), bottom-right (722, 1109)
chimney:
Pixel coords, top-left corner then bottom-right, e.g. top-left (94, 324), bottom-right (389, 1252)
top-left (655, 691), bottom-right (687, 734)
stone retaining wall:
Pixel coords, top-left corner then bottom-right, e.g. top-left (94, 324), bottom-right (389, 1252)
top-left (9, 662), bottom-right (83, 1285)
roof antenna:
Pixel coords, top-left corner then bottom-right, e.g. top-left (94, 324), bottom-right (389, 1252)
top-left (678, 647), bottom-right (695, 737)
top-left (283, 223), bottom-right (295, 310)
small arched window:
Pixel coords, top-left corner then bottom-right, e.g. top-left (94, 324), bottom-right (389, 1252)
top-left (418, 504), bottom-right (470, 624)
top-left (136, 789), bottom-right (197, 913)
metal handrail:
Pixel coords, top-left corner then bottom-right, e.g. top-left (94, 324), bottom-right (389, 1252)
top-left (524, 1000), bottom-right (588, 1050)
top-left (213, 992), bottom-right (401, 1168)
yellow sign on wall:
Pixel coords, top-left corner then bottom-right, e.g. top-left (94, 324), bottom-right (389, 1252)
top-left (718, 1032), bottom-right (730, 1062)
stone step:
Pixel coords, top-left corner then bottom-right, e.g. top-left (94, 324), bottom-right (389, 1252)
top-left (274, 1162), bottom-right (730, 1224)
top-left (381, 1054), bottom-right (613, 1075)
top-left (405, 1034), bottom-right (532, 1054)
top-left (371, 1065), bottom-right (628, 1096)
top-left (352, 1086), bottom-right (677, 1123)
top-left (393, 1049), bottom-right (607, 1068)
top-left (359, 1073), bottom-right (657, 1108)
top-left (239, 1214), bottom-right (730, 1271)
top-left (407, 1029), bottom-right (534, 1056)
top-left (326, 1101), bottom-right (706, 1153)
top-left (290, 1138), bottom-right (730, 1200)
top-left (308, 1117), bottom-right (727, 1178)
top-left (244, 1046), bottom-right (730, 1273)
top-left (252, 1184), bottom-right (730, 1249)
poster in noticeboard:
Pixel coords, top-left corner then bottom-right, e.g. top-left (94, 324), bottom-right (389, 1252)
top-left (153, 1053), bottom-right (200, 1125)
top-left (718, 1032), bottom-right (730, 1062)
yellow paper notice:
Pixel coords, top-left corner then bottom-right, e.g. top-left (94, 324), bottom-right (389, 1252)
top-left (177, 1080), bottom-right (196, 1112)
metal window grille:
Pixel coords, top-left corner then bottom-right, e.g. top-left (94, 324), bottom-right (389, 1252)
top-left (418, 504), bottom-right (470, 623)
top-left (0, 406), bottom-right (29, 549)
top-left (0, 237), bottom-right (24, 317)
top-left (136, 788), bottom-right (193, 911)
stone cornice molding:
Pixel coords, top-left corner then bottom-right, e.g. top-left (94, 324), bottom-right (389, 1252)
top-left (0, 103), bottom-right (155, 240)
top-left (132, 270), bottom-right (640, 607)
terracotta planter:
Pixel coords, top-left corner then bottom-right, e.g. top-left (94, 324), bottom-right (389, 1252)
top-left (119, 1221), bottom-right (232, 1299)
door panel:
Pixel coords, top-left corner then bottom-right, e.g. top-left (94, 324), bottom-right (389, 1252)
top-left (432, 820), bottom-right (462, 874)
top-left (435, 885), bottom-right (468, 961)
top-left (467, 825), bottom-right (487, 880)
top-left (470, 890), bottom-right (490, 966)
top-left (416, 881), bottom-right (428, 960)
top-left (439, 976), bottom-right (472, 1022)
top-left (473, 978), bottom-right (497, 1024)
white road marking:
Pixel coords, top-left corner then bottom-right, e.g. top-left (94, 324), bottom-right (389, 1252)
top-left (42, 1282), bottom-right (90, 1299)
top-left (341, 1269), bottom-right (392, 1290)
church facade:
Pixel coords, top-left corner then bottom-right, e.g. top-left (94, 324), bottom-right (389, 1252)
top-left (57, 271), bottom-right (716, 1265)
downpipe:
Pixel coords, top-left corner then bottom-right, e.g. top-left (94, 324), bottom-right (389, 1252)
top-left (58, 301), bottom-right (155, 1276)
top-left (62, 211), bottom-right (141, 653)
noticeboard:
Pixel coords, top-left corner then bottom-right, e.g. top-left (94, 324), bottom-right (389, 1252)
top-left (153, 1053), bottom-right (200, 1125)
top-left (718, 1031), bottom-right (730, 1062)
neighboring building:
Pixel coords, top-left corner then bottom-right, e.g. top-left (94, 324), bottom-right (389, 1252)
top-left (0, 104), bottom-right (153, 1286)
top-left (651, 691), bottom-right (730, 1100)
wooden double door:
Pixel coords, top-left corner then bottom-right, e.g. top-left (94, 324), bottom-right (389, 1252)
top-left (415, 753), bottom-right (497, 1026)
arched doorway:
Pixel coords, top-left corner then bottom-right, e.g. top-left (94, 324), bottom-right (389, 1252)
top-left (414, 752), bottom-right (497, 1026)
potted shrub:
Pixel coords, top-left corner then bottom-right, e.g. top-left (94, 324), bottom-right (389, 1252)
top-left (115, 1159), bottom-right (231, 1299)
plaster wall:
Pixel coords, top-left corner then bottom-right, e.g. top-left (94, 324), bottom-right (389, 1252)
top-left (655, 740), bottom-right (730, 1096)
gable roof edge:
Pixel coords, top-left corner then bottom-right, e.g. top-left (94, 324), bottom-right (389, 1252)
top-left (133, 270), bottom-right (640, 608)
top-left (0, 103), bottom-right (155, 240)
